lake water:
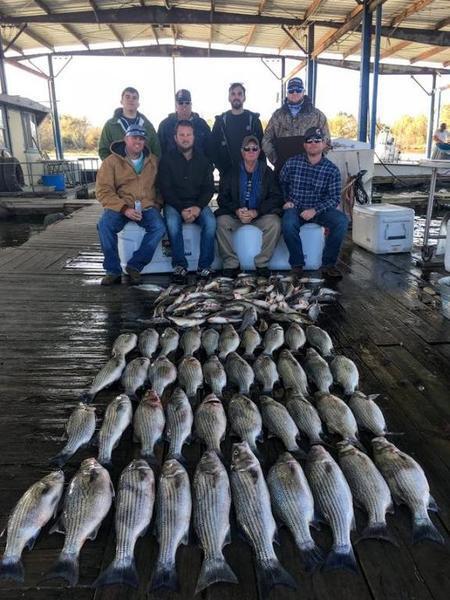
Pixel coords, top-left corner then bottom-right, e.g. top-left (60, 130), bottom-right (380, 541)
top-left (0, 217), bottom-right (46, 248)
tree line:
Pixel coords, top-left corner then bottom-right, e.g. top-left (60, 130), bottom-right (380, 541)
top-left (38, 104), bottom-right (450, 154)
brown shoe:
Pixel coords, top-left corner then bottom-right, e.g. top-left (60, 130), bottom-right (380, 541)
top-left (322, 266), bottom-right (343, 279)
top-left (290, 266), bottom-right (304, 279)
top-left (101, 273), bottom-right (121, 286)
top-left (126, 266), bottom-right (142, 284)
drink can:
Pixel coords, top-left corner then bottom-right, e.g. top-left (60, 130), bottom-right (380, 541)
top-left (134, 200), bottom-right (142, 213)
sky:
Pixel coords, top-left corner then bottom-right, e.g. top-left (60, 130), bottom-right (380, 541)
top-left (5, 55), bottom-right (450, 130)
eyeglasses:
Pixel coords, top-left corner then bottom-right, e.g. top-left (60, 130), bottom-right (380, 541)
top-left (242, 146), bottom-right (260, 152)
top-left (288, 89), bottom-right (304, 94)
top-left (177, 101), bottom-right (191, 105)
top-left (305, 138), bottom-right (323, 144)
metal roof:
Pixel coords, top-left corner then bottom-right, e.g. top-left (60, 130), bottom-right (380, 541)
top-left (0, 1), bottom-right (449, 70)
top-left (0, 93), bottom-right (49, 123)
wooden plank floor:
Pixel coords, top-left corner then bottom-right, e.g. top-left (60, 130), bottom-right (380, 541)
top-left (0, 204), bottom-right (449, 600)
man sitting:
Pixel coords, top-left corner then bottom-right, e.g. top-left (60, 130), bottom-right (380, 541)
top-left (158, 120), bottom-right (216, 283)
top-left (216, 135), bottom-right (283, 278)
top-left (280, 126), bottom-right (348, 280)
top-left (96, 125), bottom-right (166, 285)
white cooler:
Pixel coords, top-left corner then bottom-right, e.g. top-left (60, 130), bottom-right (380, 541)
top-left (118, 222), bottom-right (325, 273)
top-left (352, 203), bottom-right (414, 254)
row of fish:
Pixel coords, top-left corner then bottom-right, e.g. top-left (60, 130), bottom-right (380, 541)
top-left (0, 437), bottom-right (443, 591)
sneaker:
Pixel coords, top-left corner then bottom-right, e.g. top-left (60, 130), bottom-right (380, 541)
top-left (101, 273), bottom-right (121, 286)
top-left (197, 268), bottom-right (214, 279)
top-left (125, 266), bottom-right (142, 284)
top-left (222, 267), bottom-right (240, 278)
top-left (172, 265), bottom-right (188, 284)
top-left (255, 266), bottom-right (271, 278)
top-left (290, 266), bottom-right (304, 279)
top-left (322, 265), bottom-right (343, 279)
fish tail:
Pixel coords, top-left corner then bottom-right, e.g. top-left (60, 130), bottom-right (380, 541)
top-left (358, 522), bottom-right (398, 546)
top-left (0, 557), bottom-right (25, 583)
top-left (149, 560), bottom-right (179, 592)
top-left (323, 545), bottom-right (357, 574)
top-left (49, 451), bottom-right (71, 468)
top-left (79, 391), bottom-right (94, 403)
top-left (297, 543), bottom-right (326, 573)
top-left (140, 449), bottom-right (158, 466)
top-left (290, 446), bottom-right (307, 460)
top-left (255, 557), bottom-right (297, 599)
top-left (93, 557), bottom-right (139, 589)
top-left (412, 517), bottom-right (444, 545)
top-left (194, 555), bottom-right (238, 594)
top-left (43, 552), bottom-right (79, 586)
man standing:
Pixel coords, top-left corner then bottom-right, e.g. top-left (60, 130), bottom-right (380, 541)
top-left (211, 82), bottom-right (264, 177)
top-left (96, 125), bottom-right (166, 286)
top-left (216, 135), bottom-right (282, 278)
top-left (98, 87), bottom-right (160, 160)
top-left (432, 123), bottom-right (450, 158)
top-left (280, 127), bottom-right (348, 280)
top-left (262, 77), bottom-right (330, 172)
top-left (158, 120), bottom-right (216, 283)
top-left (158, 89), bottom-right (211, 157)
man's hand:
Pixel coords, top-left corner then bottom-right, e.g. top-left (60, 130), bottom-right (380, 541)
top-left (283, 201), bottom-right (294, 210)
top-left (124, 207), bottom-right (142, 221)
top-left (236, 207), bottom-right (257, 224)
top-left (300, 208), bottom-right (316, 221)
top-left (182, 206), bottom-right (200, 223)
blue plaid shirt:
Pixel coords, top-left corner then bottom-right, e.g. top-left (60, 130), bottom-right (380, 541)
top-left (279, 154), bottom-right (341, 214)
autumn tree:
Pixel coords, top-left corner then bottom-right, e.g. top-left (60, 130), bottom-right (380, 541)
top-left (391, 114), bottom-right (427, 151)
top-left (328, 112), bottom-right (357, 139)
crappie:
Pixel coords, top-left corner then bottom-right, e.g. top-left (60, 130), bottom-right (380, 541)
top-left (203, 355), bottom-right (227, 398)
top-left (260, 396), bottom-right (303, 456)
top-left (81, 354), bottom-right (126, 402)
top-left (133, 390), bottom-right (165, 463)
top-left (254, 354), bottom-right (279, 393)
top-left (193, 452), bottom-right (238, 593)
top-left (285, 322), bottom-right (306, 352)
top-left (50, 403), bottom-right (96, 467)
top-left (267, 453), bottom-right (324, 572)
top-left (218, 324), bottom-right (240, 360)
top-left (305, 446), bottom-right (356, 572)
top-left (372, 438), bottom-right (444, 544)
top-left (262, 323), bottom-right (284, 356)
top-left (240, 305), bottom-right (258, 332)
top-left (159, 327), bottom-right (179, 357)
top-left (241, 325), bottom-right (261, 359)
top-left (228, 393), bottom-right (263, 455)
top-left (98, 394), bottom-right (133, 466)
top-left (315, 391), bottom-right (362, 448)
top-left (0, 471), bottom-right (64, 582)
top-left (306, 325), bottom-right (333, 357)
top-left (112, 333), bottom-right (138, 358)
top-left (330, 355), bottom-right (359, 395)
top-left (230, 442), bottom-right (296, 597)
top-left (286, 391), bottom-right (324, 445)
top-left (337, 442), bottom-right (395, 544)
top-left (178, 355), bottom-right (203, 400)
top-left (277, 349), bottom-right (309, 395)
top-left (180, 325), bottom-right (202, 357)
top-left (166, 387), bottom-right (193, 461)
top-left (195, 394), bottom-right (227, 455)
top-left (94, 460), bottom-right (155, 588)
top-left (150, 459), bottom-right (192, 591)
top-left (121, 356), bottom-right (150, 400)
top-left (348, 391), bottom-right (387, 436)
top-left (201, 328), bottom-right (220, 356)
top-left (45, 458), bottom-right (114, 586)
top-left (304, 348), bottom-right (333, 393)
top-left (149, 356), bottom-right (177, 397)
top-left (138, 327), bottom-right (159, 359)
top-left (225, 352), bottom-right (254, 394)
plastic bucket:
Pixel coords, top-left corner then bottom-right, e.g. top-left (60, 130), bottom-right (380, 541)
top-left (42, 174), bottom-right (65, 191)
top-left (438, 276), bottom-right (450, 319)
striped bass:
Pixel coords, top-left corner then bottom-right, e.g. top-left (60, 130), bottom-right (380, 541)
top-left (98, 394), bottom-right (133, 466)
top-left (50, 403), bottom-right (96, 467)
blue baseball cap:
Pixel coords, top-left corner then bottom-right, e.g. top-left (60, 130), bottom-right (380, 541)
top-left (124, 124), bottom-right (147, 139)
top-left (287, 77), bottom-right (305, 93)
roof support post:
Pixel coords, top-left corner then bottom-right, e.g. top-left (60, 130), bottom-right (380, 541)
top-left (357, 0), bottom-right (372, 142)
top-left (280, 56), bottom-right (286, 102)
top-left (370, 3), bottom-right (382, 149)
top-left (47, 55), bottom-right (64, 160)
top-left (426, 71), bottom-right (436, 158)
top-left (307, 23), bottom-right (316, 104)
top-left (0, 33), bottom-right (8, 94)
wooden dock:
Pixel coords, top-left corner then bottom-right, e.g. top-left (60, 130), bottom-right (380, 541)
top-left (0, 204), bottom-right (449, 600)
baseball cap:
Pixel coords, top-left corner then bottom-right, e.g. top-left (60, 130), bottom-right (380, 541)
top-left (175, 89), bottom-right (192, 103)
top-left (287, 77), bottom-right (305, 93)
top-left (124, 124), bottom-right (147, 138)
top-left (241, 135), bottom-right (260, 148)
top-left (304, 126), bottom-right (325, 141)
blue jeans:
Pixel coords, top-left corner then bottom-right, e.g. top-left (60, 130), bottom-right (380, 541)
top-left (97, 208), bottom-right (166, 274)
top-left (282, 207), bottom-right (349, 268)
top-left (164, 204), bottom-right (216, 270)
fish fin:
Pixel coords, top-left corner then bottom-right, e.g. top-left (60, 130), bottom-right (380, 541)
top-left (140, 450), bottom-right (158, 467)
top-left (25, 530), bottom-right (41, 551)
top-left (298, 544), bottom-right (326, 573)
top-left (181, 528), bottom-right (190, 546)
top-left (428, 495), bottom-right (439, 512)
top-left (49, 517), bottom-right (65, 535)
top-left (224, 526), bottom-right (232, 547)
top-left (128, 393), bottom-right (138, 403)
top-left (87, 523), bottom-right (102, 541)
top-left (43, 553), bottom-right (79, 587)
top-left (49, 451), bottom-right (70, 468)
top-left (290, 447), bottom-right (307, 460)
top-left (93, 558), bottom-right (139, 589)
top-left (323, 546), bottom-right (357, 574)
top-left (350, 438), bottom-right (367, 453)
top-left (149, 560), bottom-right (178, 592)
top-left (412, 517), bottom-right (444, 545)
top-left (194, 556), bottom-right (238, 594)
top-left (255, 557), bottom-right (297, 599)
top-left (0, 557), bottom-right (25, 583)
top-left (357, 523), bottom-right (398, 546)
top-left (79, 391), bottom-right (93, 403)
top-left (367, 394), bottom-right (380, 401)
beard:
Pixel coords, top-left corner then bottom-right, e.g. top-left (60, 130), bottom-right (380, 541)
top-left (231, 99), bottom-right (243, 110)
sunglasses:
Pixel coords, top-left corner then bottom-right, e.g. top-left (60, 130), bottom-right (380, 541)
top-left (305, 138), bottom-right (323, 144)
top-left (177, 101), bottom-right (191, 105)
top-left (288, 89), bottom-right (304, 94)
top-left (242, 146), bottom-right (260, 152)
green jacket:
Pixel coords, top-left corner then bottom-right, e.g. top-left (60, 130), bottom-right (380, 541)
top-left (98, 108), bottom-right (161, 160)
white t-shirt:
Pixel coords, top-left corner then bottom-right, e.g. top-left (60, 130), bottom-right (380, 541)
top-left (434, 129), bottom-right (448, 143)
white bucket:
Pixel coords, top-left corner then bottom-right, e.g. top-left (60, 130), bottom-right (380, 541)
top-left (438, 276), bottom-right (450, 319)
